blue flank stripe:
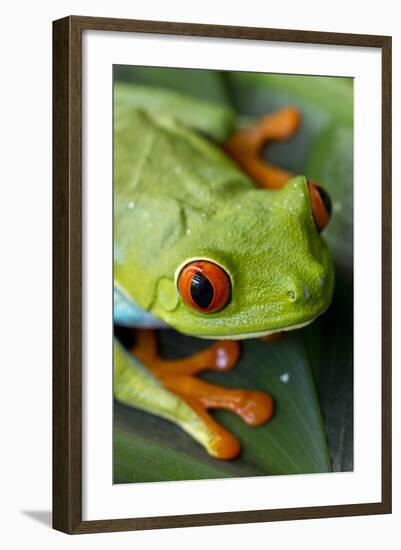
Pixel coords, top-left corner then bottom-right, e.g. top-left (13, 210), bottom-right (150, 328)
top-left (114, 287), bottom-right (167, 328)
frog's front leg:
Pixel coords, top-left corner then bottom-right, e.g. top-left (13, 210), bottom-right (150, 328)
top-left (114, 338), bottom-right (237, 459)
top-left (131, 330), bottom-right (273, 459)
top-left (224, 107), bottom-right (300, 189)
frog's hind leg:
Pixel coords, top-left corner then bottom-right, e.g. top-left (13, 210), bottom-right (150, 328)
top-left (224, 107), bottom-right (300, 189)
top-left (131, 329), bottom-right (274, 459)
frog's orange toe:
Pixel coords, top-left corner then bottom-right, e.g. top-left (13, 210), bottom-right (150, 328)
top-left (183, 396), bottom-right (242, 460)
top-left (209, 430), bottom-right (241, 460)
top-left (236, 391), bottom-right (274, 425)
top-left (208, 340), bottom-right (241, 372)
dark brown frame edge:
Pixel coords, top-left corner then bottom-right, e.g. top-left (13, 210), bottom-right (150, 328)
top-left (52, 15), bottom-right (392, 535)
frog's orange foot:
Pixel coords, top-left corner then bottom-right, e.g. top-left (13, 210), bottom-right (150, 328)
top-left (131, 329), bottom-right (274, 459)
top-left (132, 329), bottom-right (240, 375)
top-left (224, 107), bottom-right (301, 189)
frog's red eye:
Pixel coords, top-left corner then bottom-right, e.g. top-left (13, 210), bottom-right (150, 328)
top-left (177, 260), bottom-right (231, 313)
top-left (308, 181), bottom-right (332, 232)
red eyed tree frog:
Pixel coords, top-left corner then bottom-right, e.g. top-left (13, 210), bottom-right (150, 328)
top-left (113, 82), bottom-right (334, 460)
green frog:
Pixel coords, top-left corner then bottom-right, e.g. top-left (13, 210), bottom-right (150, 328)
top-left (113, 82), bottom-right (334, 459)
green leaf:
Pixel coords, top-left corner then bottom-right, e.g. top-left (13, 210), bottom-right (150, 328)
top-left (225, 72), bottom-right (353, 127)
top-left (311, 271), bottom-right (354, 472)
top-left (114, 407), bottom-right (263, 483)
top-left (114, 82), bottom-right (235, 143)
top-left (114, 330), bottom-right (331, 483)
top-left (114, 66), bottom-right (230, 104)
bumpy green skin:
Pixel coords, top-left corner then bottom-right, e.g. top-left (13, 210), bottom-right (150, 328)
top-left (114, 83), bottom-right (334, 339)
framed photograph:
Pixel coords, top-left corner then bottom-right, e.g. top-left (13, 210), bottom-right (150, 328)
top-left (52, 15), bottom-right (392, 534)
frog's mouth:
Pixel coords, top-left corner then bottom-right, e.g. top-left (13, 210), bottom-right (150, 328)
top-left (199, 318), bottom-right (315, 340)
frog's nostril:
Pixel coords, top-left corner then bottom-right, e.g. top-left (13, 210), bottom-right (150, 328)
top-left (287, 290), bottom-right (297, 302)
top-left (287, 286), bottom-right (313, 303)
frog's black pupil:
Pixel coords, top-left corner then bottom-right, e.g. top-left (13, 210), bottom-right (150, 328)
top-left (190, 272), bottom-right (214, 309)
top-left (316, 186), bottom-right (332, 217)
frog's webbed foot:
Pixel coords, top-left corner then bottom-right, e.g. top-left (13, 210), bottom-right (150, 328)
top-left (224, 107), bottom-right (301, 189)
top-left (131, 330), bottom-right (274, 459)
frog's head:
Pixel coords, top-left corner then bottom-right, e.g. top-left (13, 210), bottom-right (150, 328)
top-left (152, 176), bottom-right (335, 339)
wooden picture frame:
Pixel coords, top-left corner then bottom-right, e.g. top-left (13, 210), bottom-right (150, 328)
top-left (53, 15), bottom-right (392, 534)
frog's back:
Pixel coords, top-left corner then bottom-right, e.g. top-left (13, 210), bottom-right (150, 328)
top-left (114, 83), bottom-right (254, 309)
top-left (114, 83), bottom-right (253, 205)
